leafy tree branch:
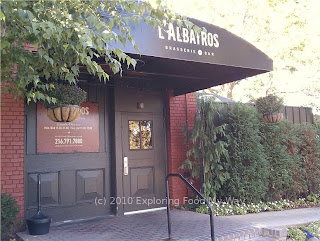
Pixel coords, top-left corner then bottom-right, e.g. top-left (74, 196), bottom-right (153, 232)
top-left (1, 0), bottom-right (194, 104)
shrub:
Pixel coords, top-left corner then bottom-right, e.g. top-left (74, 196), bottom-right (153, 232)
top-left (180, 97), bottom-right (229, 199)
top-left (1, 193), bottom-right (20, 239)
top-left (314, 118), bottom-right (320, 129)
top-left (295, 123), bottom-right (320, 195)
top-left (219, 103), bottom-right (269, 203)
top-left (260, 120), bottom-right (305, 200)
top-left (182, 99), bottom-right (320, 205)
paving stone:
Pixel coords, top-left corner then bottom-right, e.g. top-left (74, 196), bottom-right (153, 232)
top-left (17, 208), bottom-right (320, 241)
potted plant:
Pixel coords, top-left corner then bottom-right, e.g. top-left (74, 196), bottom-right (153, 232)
top-left (255, 94), bottom-right (284, 123)
top-left (43, 83), bottom-right (87, 122)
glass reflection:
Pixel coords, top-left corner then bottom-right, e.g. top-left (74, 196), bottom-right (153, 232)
top-left (141, 121), bottom-right (152, 149)
top-left (129, 121), bottom-right (140, 149)
top-left (128, 120), bottom-right (153, 150)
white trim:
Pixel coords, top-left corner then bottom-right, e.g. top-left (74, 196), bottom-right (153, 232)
top-left (124, 207), bottom-right (166, 216)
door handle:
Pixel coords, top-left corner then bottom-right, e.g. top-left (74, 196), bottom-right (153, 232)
top-left (123, 157), bottom-right (128, 176)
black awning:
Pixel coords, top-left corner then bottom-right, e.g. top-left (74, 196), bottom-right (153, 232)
top-left (110, 18), bottom-right (273, 95)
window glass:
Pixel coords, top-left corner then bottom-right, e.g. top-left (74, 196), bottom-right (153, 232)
top-left (129, 121), bottom-right (140, 149)
top-left (129, 120), bottom-right (153, 150)
top-left (141, 121), bottom-right (152, 149)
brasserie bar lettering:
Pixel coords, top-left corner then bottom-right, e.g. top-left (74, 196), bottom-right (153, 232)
top-left (158, 23), bottom-right (219, 48)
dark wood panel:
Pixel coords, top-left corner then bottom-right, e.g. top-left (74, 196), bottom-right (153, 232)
top-left (88, 85), bottom-right (97, 102)
top-left (25, 103), bottom-right (37, 155)
top-left (25, 84), bottom-right (112, 222)
top-left (25, 153), bottom-right (109, 171)
top-left (114, 87), bottom-right (164, 113)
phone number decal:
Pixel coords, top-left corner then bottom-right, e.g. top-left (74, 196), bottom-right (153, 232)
top-left (55, 138), bottom-right (83, 146)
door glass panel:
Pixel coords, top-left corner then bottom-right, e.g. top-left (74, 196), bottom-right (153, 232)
top-left (141, 121), bottom-right (152, 149)
top-left (129, 121), bottom-right (141, 149)
top-left (129, 120), bottom-right (153, 150)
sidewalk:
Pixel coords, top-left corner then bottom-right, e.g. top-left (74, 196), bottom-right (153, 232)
top-left (17, 207), bottom-right (320, 241)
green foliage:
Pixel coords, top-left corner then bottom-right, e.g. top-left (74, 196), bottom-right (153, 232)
top-left (1, 194), bottom-right (20, 239)
top-left (209, 0), bottom-right (320, 111)
top-left (182, 100), bottom-right (320, 205)
top-left (260, 120), bottom-right (303, 200)
top-left (287, 227), bottom-right (306, 241)
top-left (42, 83), bottom-right (87, 108)
top-left (180, 97), bottom-right (229, 199)
top-left (295, 123), bottom-right (320, 195)
top-left (304, 221), bottom-right (320, 238)
top-left (288, 221), bottom-right (320, 241)
top-left (255, 94), bottom-right (284, 115)
top-left (182, 195), bottom-right (320, 217)
top-left (314, 118), bottom-right (320, 129)
top-left (260, 121), bottom-right (320, 200)
top-left (0, 0), bottom-right (186, 104)
top-left (220, 103), bottom-right (269, 203)
top-left (306, 193), bottom-right (320, 204)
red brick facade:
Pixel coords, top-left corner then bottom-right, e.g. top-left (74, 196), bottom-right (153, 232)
top-left (0, 91), bottom-right (25, 220)
top-left (166, 89), bottom-right (197, 205)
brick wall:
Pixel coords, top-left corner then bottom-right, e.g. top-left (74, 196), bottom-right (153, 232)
top-left (166, 89), bottom-right (197, 205)
top-left (1, 91), bottom-right (25, 220)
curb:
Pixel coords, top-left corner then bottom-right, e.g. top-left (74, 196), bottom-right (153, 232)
top-left (259, 227), bottom-right (287, 241)
top-left (197, 227), bottom-right (287, 240)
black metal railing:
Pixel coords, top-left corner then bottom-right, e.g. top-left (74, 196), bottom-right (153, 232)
top-left (165, 173), bottom-right (215, 241)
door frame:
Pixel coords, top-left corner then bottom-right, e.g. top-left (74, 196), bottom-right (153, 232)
top-left (113, 87), bottom-right (168, 216)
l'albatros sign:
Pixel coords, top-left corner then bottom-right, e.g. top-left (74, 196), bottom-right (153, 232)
top-left (156, 22), bottom-right (220, 59)
top-left (37, 102), bottom-right (99, 153)
top-left (158, 22), bottom-right (220, 49)
top-left (112, 17), bottom-right (272, 71)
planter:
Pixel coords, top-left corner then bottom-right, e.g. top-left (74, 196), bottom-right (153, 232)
top-left (46, 105), bottom-right (81, 122)
top-left (263, 112), bottom-right (284, 123)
